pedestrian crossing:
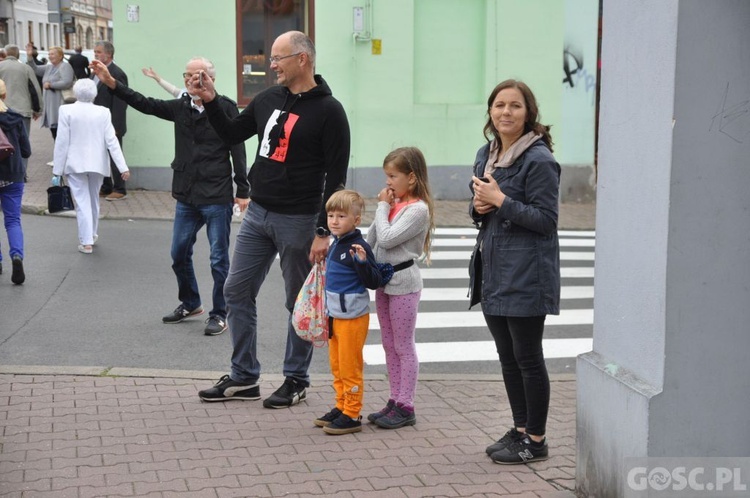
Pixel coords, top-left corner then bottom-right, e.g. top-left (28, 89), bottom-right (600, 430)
top-left (360, 227), bottom-right (595, 373)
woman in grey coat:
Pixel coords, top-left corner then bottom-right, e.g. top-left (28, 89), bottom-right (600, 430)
top-left (26, 44), bottom-right (74, 140)
top-left (468, 80), bottom-right (561, 465)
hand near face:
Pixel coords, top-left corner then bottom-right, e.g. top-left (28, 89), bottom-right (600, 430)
top-left (349, 243), bottom-right (366, 262)
top-left (89, 60), bottom-right (115, 89)
top-left (472, 175), bottom-right (506, 214)
top-left (377, 187), bottom-right (395, 206)
top-left (188, 70), bottom-right (216, 103)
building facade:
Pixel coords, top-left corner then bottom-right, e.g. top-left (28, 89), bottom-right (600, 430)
top-left (113, 0), bottom-right (599, 201)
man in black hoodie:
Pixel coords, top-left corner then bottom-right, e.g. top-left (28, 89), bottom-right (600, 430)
top-left (193, 31), bottom-right (350, 409)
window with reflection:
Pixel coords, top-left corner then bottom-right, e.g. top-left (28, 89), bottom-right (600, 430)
top-left (236, 0), bottom-right (312, 106)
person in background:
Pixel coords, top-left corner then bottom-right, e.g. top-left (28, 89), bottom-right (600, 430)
top-left (314, 190), bottom-right (382, 435)
top-left (25, 44), bottom-right (74, 141)
top-left (30, 45), bottom-right (46, 89)
top-left (469, 79), bottom-right (561, 465)
top-left (68, 46), bottom-right (90, 80)
top-left (92, 40), bottom-right (129, 201)
top-left (0, 44), bottom-right (43, 136)
top-left (0, 79), bottom-right (32, 284)
top-left (191, 31), bottom-right (351, 409)
top-left (0, 49), bottom-right (6, 61)
top-left (365, 146), bottom-right (434, 430)
top-left (90, 57), bottom-right (248, 336)
top-left (141, 66), bottom-right (186, 98)
top-left (52, 79), bottom-right (129, 254)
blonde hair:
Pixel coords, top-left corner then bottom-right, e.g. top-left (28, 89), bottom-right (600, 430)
top-left (326, 189), bottom-right (365, 218)
top-left (49, 46), bottom-right (64, 59)
top-left (382, 147), bottom-right (435, 262)
top-left (0, 78), bottom-right (7, 112)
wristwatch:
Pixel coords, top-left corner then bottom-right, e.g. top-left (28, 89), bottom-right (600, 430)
top-left (315, 226), bottom-right (331, 238)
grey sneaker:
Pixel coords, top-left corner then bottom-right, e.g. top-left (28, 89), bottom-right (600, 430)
top-left (162, 304), bottom-right (204, 324)
top-left (204, 316), bottom-right (227, 336)
top-left (367, 399), bottom-right (395, 423)
top-left (374, 404), bottom-right (416, 429)
top-left (486, 427), bottom-right (525, 456)
top-left (262, 377), bottom-right (307, 409)
top-left (198, 375), bottom-right (260, 402)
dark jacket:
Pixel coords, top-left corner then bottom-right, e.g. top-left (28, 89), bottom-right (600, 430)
top-left (325, 229), bottom-right (383, 319)
top-left (68, 53), bottom-right (90, 79)
top-left (112, 82), bottom-right (248, 205)
top-left (468, 140), bottom-right (561, 316)
top-left (204, 74), bottom-right (350, 228)
top-left (0, 109), bottom-right (32, 183)
top-left (94, 61), bottom-right (128, 136)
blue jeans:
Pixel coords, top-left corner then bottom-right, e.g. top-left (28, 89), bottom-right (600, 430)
top-left (225, 202), bottom-right (317, 386)
top-left (0, 182), bottom-right (24, 262)
top-left (171, 201), bottom-right (232, 319)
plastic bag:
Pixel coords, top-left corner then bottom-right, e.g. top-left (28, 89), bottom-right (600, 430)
top-left (292, 262), bottom-right (329, 347)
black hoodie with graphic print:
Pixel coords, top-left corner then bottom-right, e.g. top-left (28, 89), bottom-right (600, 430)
top-left (204, 74), bottom-right (350, 229)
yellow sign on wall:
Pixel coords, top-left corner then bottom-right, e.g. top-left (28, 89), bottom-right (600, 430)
top-left (371, 39), bottom-right (382, 55)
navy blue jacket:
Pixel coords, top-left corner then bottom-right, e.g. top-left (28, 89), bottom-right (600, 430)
top-left (468, 140), bottom-right (561, 316)
top-left (325, 229), bottom-right (383, 319)
top-left (0, 109), bottom-right (32, 183)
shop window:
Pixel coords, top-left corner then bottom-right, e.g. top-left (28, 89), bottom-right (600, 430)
top-left (236, 0), bottom-right (313, 106)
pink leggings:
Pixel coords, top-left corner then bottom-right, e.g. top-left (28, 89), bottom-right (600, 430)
top-left (375, 289), bottom-right (421, 407)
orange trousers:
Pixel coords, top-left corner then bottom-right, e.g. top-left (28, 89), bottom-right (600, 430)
top-left (328, 314), bottom-right (369, 419)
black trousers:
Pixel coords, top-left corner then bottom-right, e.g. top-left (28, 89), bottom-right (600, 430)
top-left (101, 135), bottom-right (126, 195)
top-left (484, 314), bottom-right (550, 436)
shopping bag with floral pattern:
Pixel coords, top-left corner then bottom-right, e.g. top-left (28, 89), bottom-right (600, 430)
top-left (292, 261), bottom-right (329, 347)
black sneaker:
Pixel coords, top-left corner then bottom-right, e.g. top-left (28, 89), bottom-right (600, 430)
top-left (367, 399), bottom-right (395, 423)
top-left (486, 427), bottom-right (525, 456)
top-left (198, 374), bottom-right (260, 402)
top-left (204, 316), bottom-right (227, 336)
top-left (162, 304), bottom-right (204, 324)
top-left (374, 404), bottom-right (416, 429)
top-left (11, 256), bottom-right (25, 285)
top-left (262, 377), bottom-right (307, 409)
top-left (322, 413), bottom-right (362, 435)
top-left (314, 407), bottom-right (342, 428)
top-left (490, 435), bottom-right (549, 465)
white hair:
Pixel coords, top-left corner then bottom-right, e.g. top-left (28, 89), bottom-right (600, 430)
top-left (73, 78), bottom-right (97, 103)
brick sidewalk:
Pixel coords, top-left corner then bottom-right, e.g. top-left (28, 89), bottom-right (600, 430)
top-left (0, 370), bottom-right (577, 497)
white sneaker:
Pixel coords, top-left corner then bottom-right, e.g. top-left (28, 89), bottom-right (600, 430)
top-left (46, 161), bottom-right (54, 167)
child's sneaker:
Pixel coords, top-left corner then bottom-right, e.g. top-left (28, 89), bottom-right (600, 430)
top-left (322, 413), bottom-right (362, 435)
top-left (366, 399), bottom-right (395, 423)
top-left (490, 435), bottom-right (549, 465)
top-left (314, 407), bottom-right (342, 428)
top-left (374, 403), bottom-right (416, 429)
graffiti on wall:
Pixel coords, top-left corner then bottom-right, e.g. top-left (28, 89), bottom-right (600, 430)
top-left (710, 82), bottom-right (750, 144)
top-left (563, 44), bottom-right (596, 103)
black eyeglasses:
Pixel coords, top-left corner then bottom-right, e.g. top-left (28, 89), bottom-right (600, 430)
top-left (268, 52), bottom-right (302, 65)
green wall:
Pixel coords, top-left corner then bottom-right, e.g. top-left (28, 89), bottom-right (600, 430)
top-left (113, 0), bottom-right (597, 200)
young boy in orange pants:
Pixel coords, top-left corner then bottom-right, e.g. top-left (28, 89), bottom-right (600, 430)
top-left (314, 190), bottom-right (383, 434)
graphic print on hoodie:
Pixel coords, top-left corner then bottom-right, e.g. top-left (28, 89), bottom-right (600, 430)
top-left (259, 109), bottom-right (300, 163)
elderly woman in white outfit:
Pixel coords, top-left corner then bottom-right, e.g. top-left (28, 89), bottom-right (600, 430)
top-left (52, 79), bottom-right (129, 254)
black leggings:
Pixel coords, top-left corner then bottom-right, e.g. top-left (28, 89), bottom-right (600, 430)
top-left (484, 314), bottom-right (550, 436)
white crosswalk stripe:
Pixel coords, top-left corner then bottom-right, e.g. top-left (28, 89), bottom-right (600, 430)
top-left (363, 228), bottom-right (595, 371)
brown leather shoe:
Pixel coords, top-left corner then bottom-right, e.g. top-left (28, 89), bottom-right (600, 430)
top-left (105, 192), bottom-right (128, 201)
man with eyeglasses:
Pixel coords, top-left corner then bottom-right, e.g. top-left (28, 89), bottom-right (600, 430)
top-left (89, 57), bottom-right (248, 338)
top-left (189, 30), bottom-right (351, 410)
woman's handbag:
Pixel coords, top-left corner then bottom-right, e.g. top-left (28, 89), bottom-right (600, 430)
top-left (292, 262), bottom-right (329, 347)
top-left (0, 127), bottom-right (15, 162)
top-left (61, 83), bottom-right (76, 104)
top-left (47, 176), bottom-right (74, 213)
